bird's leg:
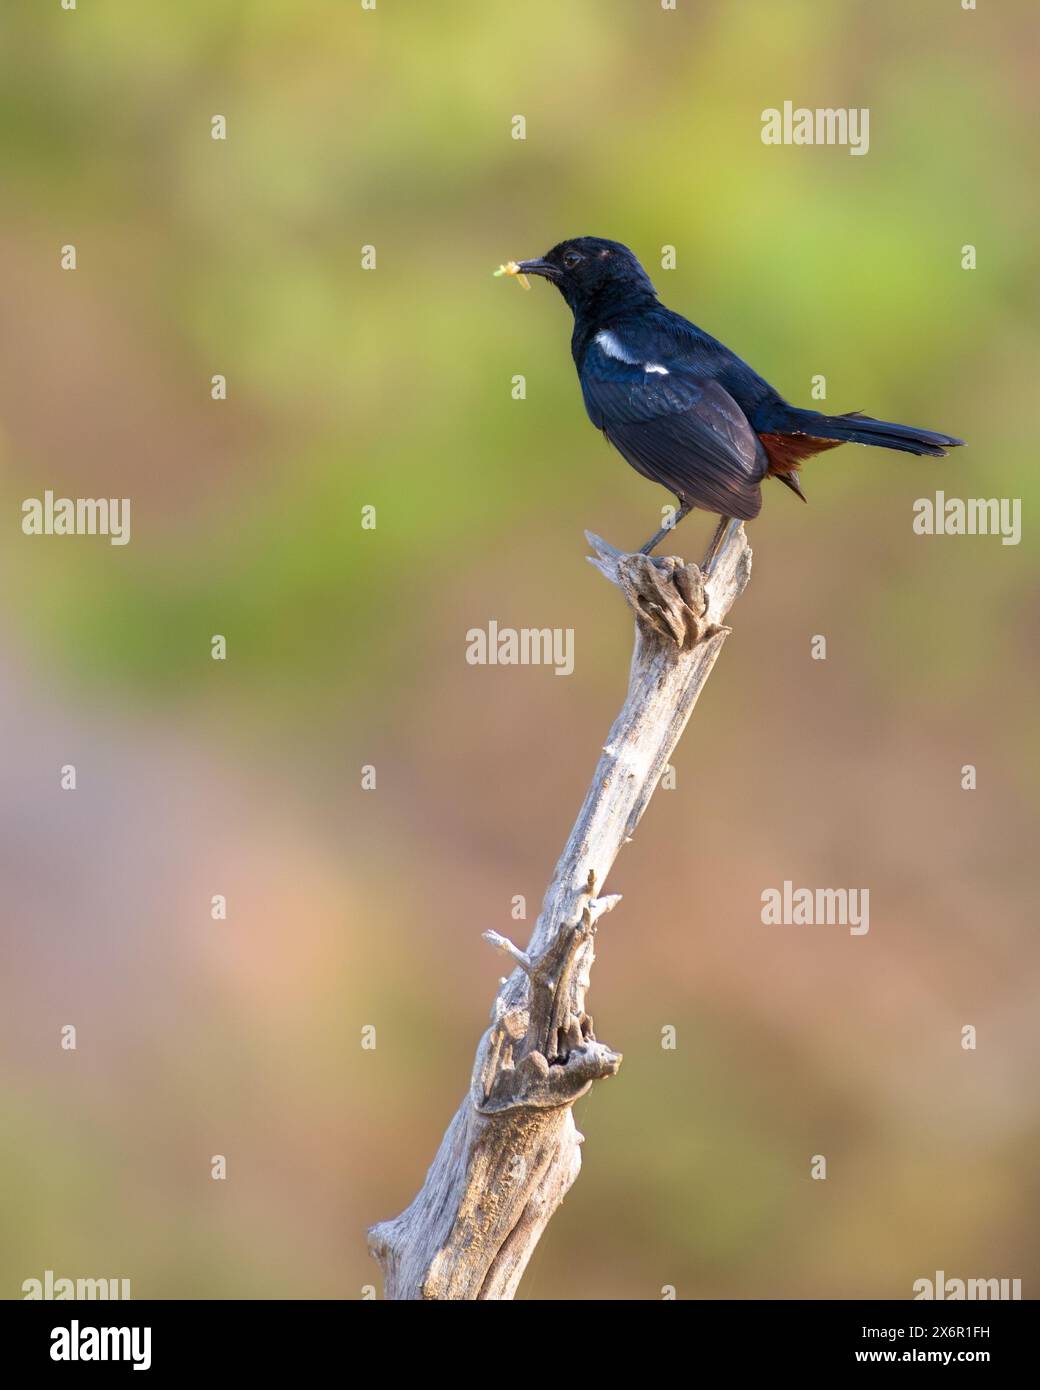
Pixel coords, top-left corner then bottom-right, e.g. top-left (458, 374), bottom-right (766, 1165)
top-left (638, 503), bottom-right (692, 556)
top-left (701, 515), bottom-right (735, 576)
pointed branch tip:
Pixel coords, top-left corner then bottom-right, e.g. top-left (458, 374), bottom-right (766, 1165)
top-left (482, 929), bottom-right (533, 973)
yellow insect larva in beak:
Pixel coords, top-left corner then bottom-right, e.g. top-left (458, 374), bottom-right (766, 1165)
top-left (493, 260), bottom-right (530, 290)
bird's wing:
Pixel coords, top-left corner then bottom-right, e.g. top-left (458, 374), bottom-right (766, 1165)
top-left (581, 333), bottom-right (768, 520)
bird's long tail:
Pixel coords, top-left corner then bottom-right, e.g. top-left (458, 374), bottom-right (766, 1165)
top-left (782, 408), bottom-right (964, 457)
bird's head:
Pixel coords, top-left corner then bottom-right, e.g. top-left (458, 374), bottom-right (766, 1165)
top-left (514, 237), bottom-right (658, 319)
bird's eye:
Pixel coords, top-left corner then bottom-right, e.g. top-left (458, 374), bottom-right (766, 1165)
top-left (562, 251), bottom-right (583, 269)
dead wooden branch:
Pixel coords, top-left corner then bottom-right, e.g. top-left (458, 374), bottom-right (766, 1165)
top-left (368, 519), bottom-right (753, 1299)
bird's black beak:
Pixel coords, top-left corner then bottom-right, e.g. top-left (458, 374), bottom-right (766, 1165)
top-left (515, 257), bottom-right (560, 282)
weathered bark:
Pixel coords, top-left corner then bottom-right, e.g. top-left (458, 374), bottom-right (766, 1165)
top-left (369, 521), bottom-right (753, 1299)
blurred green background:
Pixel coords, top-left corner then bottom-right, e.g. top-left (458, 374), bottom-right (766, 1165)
top-left (1, 0), bottom-right (1037, 1299)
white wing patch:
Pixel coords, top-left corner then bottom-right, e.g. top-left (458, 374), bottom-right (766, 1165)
top-left (595, 330), bottom-right (669, 376)
top-left (594, 330), bottom-right (640, 364)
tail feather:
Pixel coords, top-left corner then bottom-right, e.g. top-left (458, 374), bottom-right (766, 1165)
top-left (783, 408), bottom-right (964, 458)
top-left (775, 469), bottom-right (807, 502)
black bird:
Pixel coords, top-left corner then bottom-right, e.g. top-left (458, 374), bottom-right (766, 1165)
top-left (509, 237), bottom-right (964, 563)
